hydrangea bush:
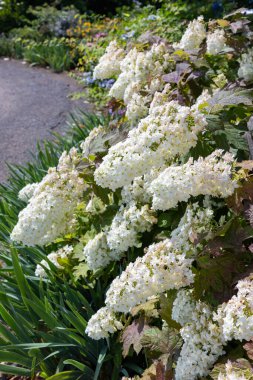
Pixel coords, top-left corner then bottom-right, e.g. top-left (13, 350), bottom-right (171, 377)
top-left (8, 9), bottom-right (253, 380)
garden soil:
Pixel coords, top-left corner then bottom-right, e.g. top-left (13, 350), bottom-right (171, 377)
top-left (0, 58), bottom-right (92, 183)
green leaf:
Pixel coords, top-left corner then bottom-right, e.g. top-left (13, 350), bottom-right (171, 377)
top-left (0, 364), bottom-right (30, 376)
top-left (207, 89), bottom-right (253, 113)
top-left (140, 326), bottom-right (181, 355)
top-left (63, 359), bottom-right (94, 377)
top-left (159, 292), bottom-right (181, 330)
top-left (94, 345), bottom-right (108, 380)
top-left (47, 370), bottom-right (82, 380)
top-left (0, 351), bottom-right (31, 367)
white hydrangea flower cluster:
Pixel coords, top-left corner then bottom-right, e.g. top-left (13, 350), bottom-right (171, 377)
top-left (214, 275), bottom-right (253, 342)
top-left (85, 306), bottom-right (123, 340)
top-left (18, 183), bottom-right (38, 202)
top-left (82, 232), bottom-right (118, 271)
top-left (108, 48), bottom-right (139, 100)
top-left (172, 290), bottom-right (225, 380)
top-left (206, 29), bottom-right (226, 55)
top-left (171, 289), bottom-right (196, 326)
top-left (107, 202), bottom-right (157, 252)
top-left (216, 361), bottom-right (248, 380)
top-left (108, 43), bottom-right (173, 123)
top-left (11, 148), bottom-right (86, 246)
top-left (35, 245), bottom-right (73, 277)
top-left (170, 203), bottom-right (214, 252)
top-left (105, 239), bottom-right (194, 313)
top-left (83, 203), bottom-right (156, 270)
top-left (94, 100), bottom-right (207, 190)
top-left (125, 93), bottom-right (149, 123)
top-left (103, 203), bottom-right (212, 314)
top-left (93, 40), bottom-right (125, 80)
top-left (238, 48), bottom-right (253, 82)
top-left (175, 16), bottom-right (206, 51)
top-left (148, 150), bottom-right (237, 211)
top-left (120, 167), bottom-right (164, 205)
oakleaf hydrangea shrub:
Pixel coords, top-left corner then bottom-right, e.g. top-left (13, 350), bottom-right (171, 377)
top-left (10, 9), bottom-right (253, 380)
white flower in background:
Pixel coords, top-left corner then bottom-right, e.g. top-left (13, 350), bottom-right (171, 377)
top-left (175, 16), bottom-right (206, 51)
top-left (174, 298), bottom-right (224, 380)
top-left (238, 48), bottom-right (253, 82)
top-left (109, 43), bottom-right (173, 123)
top-left (150, 84), bottom-right (172, 108)
top-left (109, 48), bottom-right (139, 99)
top-left (85, 306), bottom-right (123, 340)
top-left (214, 276), bottom-right (253, 342)
top-left (82, 232), bottom-right (119, 271)
top-left (105, 239), bottom-right (194, 313)
top-left (216, 361), bottom-right (248, 380)
top-left (206, 29), bottom-right (226, 55)
top-left (107, 202), bottom-right (156, 253)
top-left (35, 245), bottom-right (73, 277)
top-left (94, 100), bottom-right (207, 190)
top-left (18, 183), bottom-right (39, 202)
top-left (93, 40), bottom-right (125, 80)
top-left (148, 150), bottom-right (236, 211)
top-left (11, 148), bottom-right (86, 246)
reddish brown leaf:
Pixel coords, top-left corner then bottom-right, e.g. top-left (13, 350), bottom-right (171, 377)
top-left (121, 317), bottom-right (149, 357)
top-left (244, 341), bottom-right (253, 360)
top-left (227, 176), bottom-right (253, 213)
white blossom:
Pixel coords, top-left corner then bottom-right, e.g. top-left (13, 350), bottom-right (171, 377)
top-left (238, 48), bottom-right (253, 82)
top-left (125, 93), bottom-right (150, 123)
top-left (174, 299), bottom-right (225, 380)
top-left (105, 239), bottom-right (194, 313)
top-left (35, 245), bottom-right (73, 277)
top-left (109, 48), bottom-right (139, 99)
top-left (85, 307), bottom-right (123, 340)
top-left (206, 29), bottom-right (226, 55)
top-left (93, 40), bottom-right (125, 80)
top-left (172, 289), bottom-right (196, 326)
top-left (175, 16), bottom-right (206, 51)
top-left (18, 183), bottom-right (39, 202)
top-left (104, 204), bottom-right (212, 314)
top-left (109, 43), bottom-right (173, 123)
top-left (82, 203), bottom-right (156, 271)
top-left (216, 361), bottom-right (248, 380)
top-left (107, 202), bottom-right (157, 253)
top-left (11, 148), bottom-right (86, 246)
top-left (82, 232), bottom-right (118, 271)
top-left (94, 100), bottom-right (207, 190)
top-left (148, 150), bottom-right (237, 211)
top-left (214, 275), bottom-right (253, 342)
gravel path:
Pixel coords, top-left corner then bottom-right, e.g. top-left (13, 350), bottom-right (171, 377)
top-left (0, 59), bottom-right (91, 183)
